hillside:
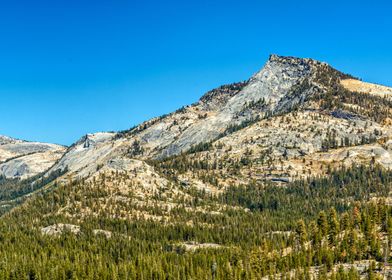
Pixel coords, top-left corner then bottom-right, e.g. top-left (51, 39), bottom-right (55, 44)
top-left (1, 55), bottom-right (392, 279)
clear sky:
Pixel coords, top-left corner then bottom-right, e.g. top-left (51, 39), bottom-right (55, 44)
top-left (0, 0), bottom-right (391, 145)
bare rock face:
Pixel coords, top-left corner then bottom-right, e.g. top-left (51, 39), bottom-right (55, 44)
top-left (130, 55), bottom-right (349, 159)
top-left (111, 55), bottom-right (332, 161)
top-left (160, 56), bottom-right (313, 155)
top-left (0, 136), bottom-right (66, 179)
top-left (45, 132), bottom-right (124, 180)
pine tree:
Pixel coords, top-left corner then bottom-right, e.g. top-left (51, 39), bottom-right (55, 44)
top-left (318, 211), bottom-right (329, 237)
top-left (296, 219), bottom-right (308, 247)
top-left (328, 208), bottom-right (340, 244)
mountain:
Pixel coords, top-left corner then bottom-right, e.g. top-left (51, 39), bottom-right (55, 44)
top-left (29, 54), bottom-right (391, 225)
top-left (40, 55), bottom-right (392, 188)
top-left (0, 135), bottom-right (65, 179)
top-left (1, 55), bottom-right (392, 279)
top-left (3, 53), bottom-right (392, 224)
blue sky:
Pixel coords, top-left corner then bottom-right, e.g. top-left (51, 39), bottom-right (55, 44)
top-left (0, 0), bottom-right (391, 145)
